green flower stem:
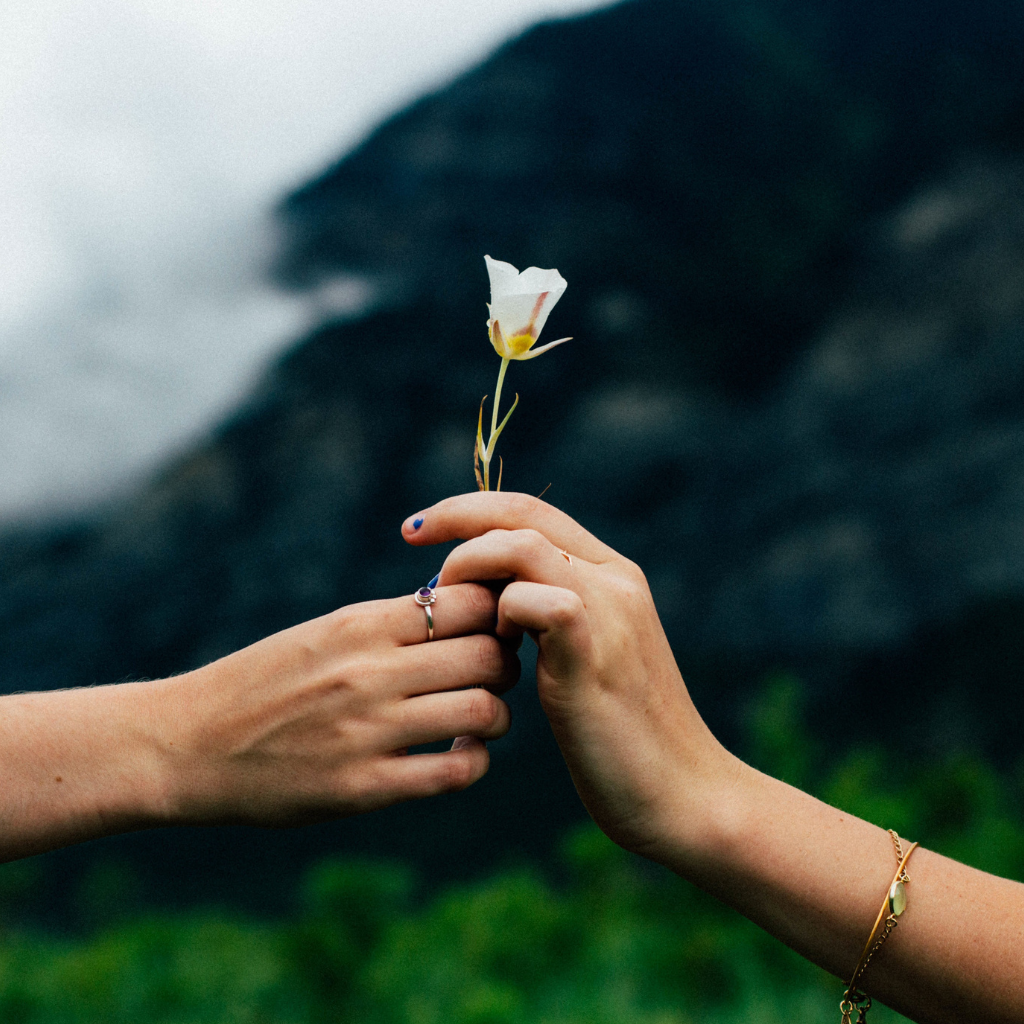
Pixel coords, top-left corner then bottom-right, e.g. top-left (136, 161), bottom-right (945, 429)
top-left (490, 357), bottom-right (510, 442)
top-left (482, 357), bottom-right (511, 491)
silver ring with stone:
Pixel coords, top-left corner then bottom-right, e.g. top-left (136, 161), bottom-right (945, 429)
top-left (414, 586), bottom-right (437, 641)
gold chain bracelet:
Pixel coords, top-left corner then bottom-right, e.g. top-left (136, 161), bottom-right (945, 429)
top-left (839, 830), bottom-right (919, 1024)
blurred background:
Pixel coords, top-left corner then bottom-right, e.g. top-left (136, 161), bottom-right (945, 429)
top-left (2, 0), bottom-right (1024, 1019)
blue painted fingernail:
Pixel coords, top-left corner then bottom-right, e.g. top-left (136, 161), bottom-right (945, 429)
top-left (412, 517), bottom-right (424, 530)
top-left (427, 573), bottom-right (440, 589)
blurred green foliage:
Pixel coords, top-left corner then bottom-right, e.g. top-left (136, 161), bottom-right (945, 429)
top-left (1, 678), bottom-right (1022, 1023)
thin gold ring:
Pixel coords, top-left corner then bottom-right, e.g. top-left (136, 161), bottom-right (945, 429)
top-left (559, 549), bottom-right (573, 567)
top-left (414, 586), bottom-right (437, 640)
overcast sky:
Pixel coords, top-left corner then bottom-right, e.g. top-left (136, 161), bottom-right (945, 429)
top-left (0, 0), bottom-right (607, 520)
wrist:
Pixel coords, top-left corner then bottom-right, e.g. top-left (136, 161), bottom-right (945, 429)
top-left (637, 735), bottom-right (765, 880)
top-left (73, 677), bottom-right (188, 830)
top-left (139, 669), bottom-right (224, 827)
top-left (125, 674), bottom-right (197, 826)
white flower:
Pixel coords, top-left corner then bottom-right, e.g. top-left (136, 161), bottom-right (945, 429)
top-left (485, 255), bottom-right (571, 360)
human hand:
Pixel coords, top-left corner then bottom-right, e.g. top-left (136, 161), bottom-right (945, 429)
top-left (401, 498), bottom-right (1024, 1024)
top-left (154, 584), bottom-right (518, 827)
top-left (402, 493), bottom-right (741, 865)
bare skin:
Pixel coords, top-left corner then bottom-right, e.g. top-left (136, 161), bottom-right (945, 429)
top-left (0, 583), bottom-right (519, 862)
top-left (404, 492), bottom-right (1024, 1024)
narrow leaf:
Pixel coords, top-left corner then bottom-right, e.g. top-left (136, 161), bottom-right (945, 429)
top-left (475, 396), bottom-right (487, 491)
top-left (474, 437), bottom-right (484, 491)
top-left (485, 392), bottom-right (520, 459)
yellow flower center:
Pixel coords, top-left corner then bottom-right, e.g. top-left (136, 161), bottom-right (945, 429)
top-left (507, 332), bottom-right (535, 356)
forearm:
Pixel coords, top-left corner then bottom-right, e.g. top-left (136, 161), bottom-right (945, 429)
top-left (0, 586), bottom-right (516, 861)
top-left (405, 494), bottom-right (1024, 1023)
top-left (657, 754), bottom-right (1024, 1023)
top-left (0, 682), bottom-right (175, 861)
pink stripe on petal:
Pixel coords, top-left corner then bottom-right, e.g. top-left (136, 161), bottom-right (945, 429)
top-left (525, 291), bottom-right (549, 335)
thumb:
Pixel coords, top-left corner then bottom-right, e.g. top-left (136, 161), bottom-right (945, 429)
top-left (498, 581), bottom-right (591, 683)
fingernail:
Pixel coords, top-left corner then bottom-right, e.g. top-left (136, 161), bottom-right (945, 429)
top-left (427, 572), bottom-right (440, 589)
top-left (412, 517), bottom-right (424, 530)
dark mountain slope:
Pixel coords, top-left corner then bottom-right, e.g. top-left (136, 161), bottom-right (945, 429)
top-left (278, 0), bottom-right (1024, 397)
top-left (2, 0), bottom-right (1024, 913)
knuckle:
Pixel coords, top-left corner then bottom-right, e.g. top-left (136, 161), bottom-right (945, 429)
top-left (321, 606), bottom-right (358, 647)
top-left (441, 751), bottom-right (478, 792)
top-left (512, 528), bottom-right (548, 558)
top-left (613, 561), bottom-right (651, 603)
top-left (337, 654), bottom-right (381, 700)
top-left (550, 590), bottom-right (585, 627)
top-left (332, 762), bottom-right (381, 808)
top-left (620, 558), bottom-right (648, 587)
top-left (464, 687), bottom-right (502, 731)
top-left (505, 492), bottom-right (537, 520)
top-left (329, 599), bottom-right (385, 647)
top-left (471, 635), bottom-right (505, 677)
top-left (491, 698), bottom-right (512, 736)
top-left (463, 582), bottom-right (498, 621)
top-left (326, 602), bottom-right (359, 632)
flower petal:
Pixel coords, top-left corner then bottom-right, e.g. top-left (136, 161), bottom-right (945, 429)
top-left (484, 256), bottom-right (524, 298)
top-left (488, 319), bottom-right (512, 358)
top-left (485, 256), bottom-right (568, 341)
top-left (516, 265), bottom-right (567, 298)
top-left (489, 292), bottom-right (547, 340)
top-left (521, 281), bottom-right (566, 340)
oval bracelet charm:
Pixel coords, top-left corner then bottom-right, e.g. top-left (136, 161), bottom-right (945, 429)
top-left (889, 880), bottom-right (907, 916)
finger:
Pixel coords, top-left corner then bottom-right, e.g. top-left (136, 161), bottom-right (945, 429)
top-left (438, 528), bottom-right (581, 590)
top-left (392, 633), bottom-right (521, 697)
top-left (498, 579), bottom-right (588, 634)
top-left (498, 581), bottom-right (590, 680)
top-left (390, 688), bottom-right (511, 748)
top-left (356, 583), bottom-right (500, 647)
top-left (401, 492), bottom-right (618, 564)
top-left (375, 739), bottom-right (491, 800)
